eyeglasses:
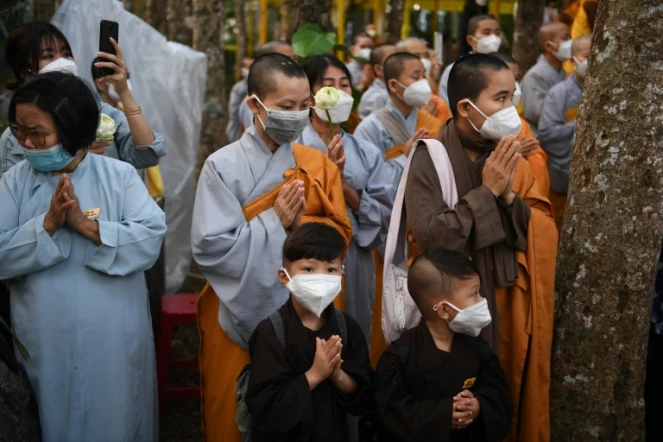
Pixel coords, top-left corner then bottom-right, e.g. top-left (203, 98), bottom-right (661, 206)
top-left (9, 124), bottom-right (54, 148)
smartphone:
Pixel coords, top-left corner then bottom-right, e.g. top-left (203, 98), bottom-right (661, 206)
top-left (99, 20), bottom-right (119, 77)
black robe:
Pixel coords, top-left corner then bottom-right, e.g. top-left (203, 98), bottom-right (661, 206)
top-left (246, 298), bottom-right (373, 442)
top-left (374, 322), bottom-right (512, 442)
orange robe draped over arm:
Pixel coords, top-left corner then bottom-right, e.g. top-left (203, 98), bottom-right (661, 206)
top-left (197, 144), bottom-right (352, 442)
top-left (519, 117), bottom-right (551, 199)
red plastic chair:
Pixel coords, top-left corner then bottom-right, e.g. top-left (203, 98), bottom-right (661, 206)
top-left (157, 294), bottom-right (200, 415)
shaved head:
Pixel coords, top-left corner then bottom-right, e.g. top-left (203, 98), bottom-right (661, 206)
top-left (395, 37), bottom-right (427, 53)
top-left (257, 41), bottom-right (295, 59)
top-left (572, 35), bottom-right (592, 56)
top-left (448, 53), bottom-right (510, 118)
top-left (370, 43), bottom-right (395, 67)
top-left (538, 22), bottom-right (570, 46)
top-left (408, 249), bottom-right (479, 318)
top-left (248, 53), bottom-right (307, 99)
top-left (383, 52), bottom-right (421, 85)
top-left (468, 15), bottom-right (499, 36)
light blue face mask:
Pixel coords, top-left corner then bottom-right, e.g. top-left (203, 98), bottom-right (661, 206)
top-left (22, 144), bottom-right (75, 173)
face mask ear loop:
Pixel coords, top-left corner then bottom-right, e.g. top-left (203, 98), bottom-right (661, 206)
top-left (462, 100), bottom-right (486, 133)
top-left (281, 268), bottom-right (293, 282)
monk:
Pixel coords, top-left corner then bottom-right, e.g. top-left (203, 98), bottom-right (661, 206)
top-left (539, 35), bottom-right (591, 230)
top-left (191, 53), bottom-right (352, 442)
top-left (354, 52), bottom-right (443, 366)
top-left (358, 43), bottom-right (396, 120)
top-left (394, 37), bottom-right (452, 124)
top-left (403, 54), bottom-right (558, 442)
top-left (492, 52), bottom-right (551, 198)
top-left (521, 22), bottom-right (571, 136)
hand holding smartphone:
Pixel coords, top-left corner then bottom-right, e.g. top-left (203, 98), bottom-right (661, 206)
top-left (98, 20), bottom-right (119, 78)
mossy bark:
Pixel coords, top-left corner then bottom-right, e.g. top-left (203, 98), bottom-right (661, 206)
top-left (513, 0), bottom-right (546, 75)
top-left (550, 1), bottom-right (663, 440)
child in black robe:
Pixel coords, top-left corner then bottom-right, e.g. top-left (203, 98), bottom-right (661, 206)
top-left (374, 248), bottom-right (512, 442)
top-left (245, 223), bottom-right (373, 442)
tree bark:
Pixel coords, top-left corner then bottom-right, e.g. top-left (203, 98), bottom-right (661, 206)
top-left (513, 0), bottom-right (545, 75)
top-left (292, 0), bottom-right (331, 35)
top-left (278, 0), bottom-right (293, 42)
top-left (384, 0), bottom-right (404, 44)
top-left (550, 1), bottom-right (663, 441)
top-left (192, 0), bottom-right (226, 180)
top-left (235, 0), bottom-right (247, 75)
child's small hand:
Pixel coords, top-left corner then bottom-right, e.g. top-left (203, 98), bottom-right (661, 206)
top-left (329, 339), bottom-right (344, 383)
top-left (452, 390), bottom-right (480, 428)
top-left (451, 405), bottom-right (473, 430)
top-left (305, 336), bottom-right (342, 390)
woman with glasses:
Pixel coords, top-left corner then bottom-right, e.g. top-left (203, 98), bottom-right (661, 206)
top-left (0, 72), bottom-right (166, 441)
top-left (0, 22), bottom-right (165, 181)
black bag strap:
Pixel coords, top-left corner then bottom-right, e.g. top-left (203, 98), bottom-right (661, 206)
top-left (393, 339), bottom-right (409, 371)
top-left (334, 309), bottom-right (348, 357)
top-left (268, 311), bottom-right (286, 350)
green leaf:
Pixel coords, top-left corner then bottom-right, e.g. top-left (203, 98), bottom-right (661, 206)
top-left (292, 23), bottom-right (337, 59)
top-left (0, 316), bottom-right (30, 362)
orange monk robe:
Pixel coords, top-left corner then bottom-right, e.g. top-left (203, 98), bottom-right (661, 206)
top-left (519, 117), bottom-right (551, 199)
top-left (196, 143), bottom-right (352, 442)
top-left (428, 94), bottom-right (453, 126)
top-left (369, 110), bottom-right (444, 368)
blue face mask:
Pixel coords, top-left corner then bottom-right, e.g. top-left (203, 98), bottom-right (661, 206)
top-left (22, 144), bottom-right (75, 173)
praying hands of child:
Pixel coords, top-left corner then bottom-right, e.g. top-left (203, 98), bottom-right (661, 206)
top-left (451, 389), bottom-right (481, 430)
top-left (328, 337), bottom-right (358, 394)
top-left (305, 336), bottom-right (342, 390)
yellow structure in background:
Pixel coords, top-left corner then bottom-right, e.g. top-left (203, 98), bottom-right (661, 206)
top-left (241, 0), bottom-right (514, 52)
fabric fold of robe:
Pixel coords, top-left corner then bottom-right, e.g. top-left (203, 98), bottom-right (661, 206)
top-left (195, 136), bottom-right (352, 442)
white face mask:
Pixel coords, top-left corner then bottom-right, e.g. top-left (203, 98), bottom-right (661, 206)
top-left (550, 39), bottom-right (572, 61)
top-left (241, 67), bottom-right (250, 79)
top-left (395, 79), bottom-right (432, 109)
top-left (355, 48), bottom-right (372, 61)
top-left (107, 79), bottom-right (132, 103)
top-left (465, 100), bottom-right (523, 140)
top-left (574, 57), bottom-right (588, 78)
top-left (473, 34), bottom-right (501, 54)
top-left (283, 269), bottom-right (342, 318)
top-left (512, 82), bottom-right (523, 107)
top-left (38, 58), bottom-right (79, 76)
top-left (313, 89), bottom-right (355, 124)
top-left (439, 299), bottom-right (492, 337)
top-left (475, 0), bottom-right (488, 6)
top-left (421, 58), bottom-right (432, 79)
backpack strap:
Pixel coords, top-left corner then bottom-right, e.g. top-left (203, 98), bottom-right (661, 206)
top-left (393, 339), bottom-right (410, 371)
top-left (334, 309), bottom-right (348, 358)
top-left (268, 311), bottom-right (286, 350)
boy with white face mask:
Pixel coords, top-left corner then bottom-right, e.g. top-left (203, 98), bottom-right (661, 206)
top-left (538, 34), bottom-right (591, 230)
top-left (404, 53), bottom-right (558, 442)
top-left (374, 248), bottom-right (512, 441)
top-left (520, 21), bottom-right (571, 135)
top-left (355, 52), bottom-right (442, 190)
top-left (245, 223), bottom-right (372, 441)
top-left (395, 37), bottom-right (452, 124)
top-left (192, 53), bottom-right (353, 442)
top-left (439, 14), bottom-right (502, 104)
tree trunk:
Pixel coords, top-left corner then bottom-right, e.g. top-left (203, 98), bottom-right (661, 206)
top-left (550, 1), bottom-right (663, 441)
top-left (384, 0), bottom-right (404, 44)
top-left (512, 0), bottom-right (545, 75)
top-left (235, 0), bottom-right (247, 76)
top-left (0, 353), bottom-right (40, 442)
top-left (278, 0), bottom-right (293, 42)
top-left (192, 0), bottom-right (226, 180)
top-left (292, 0), bottom-right (331, 34)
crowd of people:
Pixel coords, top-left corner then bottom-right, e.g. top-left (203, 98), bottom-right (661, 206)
top-left (1, 0), bottom-right (658, 441)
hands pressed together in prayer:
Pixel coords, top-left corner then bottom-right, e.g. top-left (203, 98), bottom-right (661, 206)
top-left (516, 136), bottom-right (539, 157)
top-left (44, 174), bottom-right (102, 246)
top-left (305, 335), bottom-right (357, 393)
top-left (451, 389), bottom-right (481, 430)
top-left (327, 134), bottom-right (346, 175)
top-left (405, 128), bottom-right (430, 158)
top-left (482, 136), bottom-right (521, 205)
top-left (274, 180), bottom-right (306, 232)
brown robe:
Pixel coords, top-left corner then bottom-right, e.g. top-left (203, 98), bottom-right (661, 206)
top-left (404, 121), bottom-right (558, 441)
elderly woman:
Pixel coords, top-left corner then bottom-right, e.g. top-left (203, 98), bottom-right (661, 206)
top-left (0, 72), bottom-right (166, 441)
top-left (0, 22), bottom-right (165, 180)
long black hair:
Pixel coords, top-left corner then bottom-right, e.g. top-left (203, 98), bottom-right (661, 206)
top-left (301, 55), bottom-right (353, 93)
top-left (9, 72), bottom-right (100, 155)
